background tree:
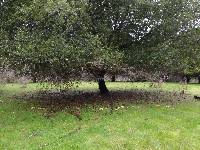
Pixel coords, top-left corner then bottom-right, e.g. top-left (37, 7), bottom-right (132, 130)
top-left (87, 0), bottom-right (200, 74)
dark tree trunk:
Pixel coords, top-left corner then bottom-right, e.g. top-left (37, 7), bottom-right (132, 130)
top-left (98, 78), bottom-right (113, 113)
top-left (198, 75), bottom-right (200, 84)
top-left (111, 75), bottom-right (116, 82)
top-left (32, 75), bottom-right (37, 83)
top-left (98, 78), bottom-right (109, 95)
top-left (186, 75), bottom-right (191, 84)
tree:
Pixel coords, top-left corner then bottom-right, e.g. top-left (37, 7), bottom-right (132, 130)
top-left (87, 0), bottom-right (200, 74)
top-left (1, 0), bottom-right (200, 94)
top-left (166, 28), bottom-right (200, 83)
top-left (85, 48), bottom-right (123, 94)
top-left (1, 0), bottom-right (123, 93)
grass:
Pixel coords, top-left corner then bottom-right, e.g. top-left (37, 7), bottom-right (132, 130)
top-left (1, 82), bottom-right (200, 150)
top-left (1, 81), bottom-right (199, 95)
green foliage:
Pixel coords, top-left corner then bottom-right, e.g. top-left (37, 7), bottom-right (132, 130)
top-left (87, 0), bottom-right (200, 77)
top-left (1, 0), bottom-right (123, 83)
top-left (1, 0), bottom-right (200, 83)
top-left (149, 28), bottom-right (200, 75)
top-left (88, 0), bottom-right (199, 48)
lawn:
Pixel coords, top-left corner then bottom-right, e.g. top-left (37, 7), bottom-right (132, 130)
top-left (0, 82), bottom-right (200, 150)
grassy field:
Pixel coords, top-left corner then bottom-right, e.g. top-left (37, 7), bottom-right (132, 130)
top-left (1, 82), bottom-right (200, 150)
top-left (1, 81), bottom-right (200, 95)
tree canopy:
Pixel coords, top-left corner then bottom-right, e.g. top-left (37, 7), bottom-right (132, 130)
top-left (1, 0), bottom-right (200, 84)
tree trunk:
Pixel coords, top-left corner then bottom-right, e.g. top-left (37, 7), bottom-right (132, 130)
top-left (98, 78), bottom-right (109, 95)
top-left (98, 78), bottom-right (113, 113)
top-left (32, 75), bottom-right (37, 83)
top-left (198, 75), bottom-right (200, 84)
top-left (111, 75), bottom-right (116, 82)
top-left (186, 75), bottom-right (191, 84)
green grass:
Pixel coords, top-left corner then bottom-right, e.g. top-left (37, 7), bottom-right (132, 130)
top-left (1, 81), bottom-right (200, 95)
top-left (1, 82), bottom-right (200, 150)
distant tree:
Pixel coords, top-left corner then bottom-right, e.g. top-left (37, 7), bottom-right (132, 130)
top-left (168, 28), bottom-right (200, 83)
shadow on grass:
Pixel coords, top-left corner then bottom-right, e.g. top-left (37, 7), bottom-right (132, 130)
top-left (15, 89), bottom-right (192, 119)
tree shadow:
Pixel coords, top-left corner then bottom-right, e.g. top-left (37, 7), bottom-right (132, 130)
top-left (17, 89), bottom-right (192, 119)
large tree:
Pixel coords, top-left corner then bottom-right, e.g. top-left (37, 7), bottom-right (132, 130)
top-left (0, 0), bottom-right (123, 94)
top-left (1, 0), bottom-right (200, 94)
